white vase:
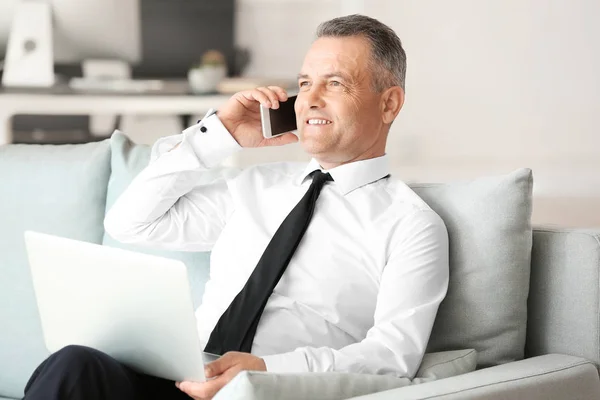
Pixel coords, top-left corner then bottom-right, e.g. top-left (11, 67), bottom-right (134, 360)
top-left (187, 65), bottom-right (227, 94)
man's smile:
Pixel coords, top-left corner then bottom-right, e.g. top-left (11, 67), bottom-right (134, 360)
top-left (307, 118), bottom-right (332, 125)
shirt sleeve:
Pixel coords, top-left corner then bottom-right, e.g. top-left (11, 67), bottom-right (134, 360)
top-left (104, 110), bottom-right (242, 252)
top-left (262, 209), bottom-right (450, 378)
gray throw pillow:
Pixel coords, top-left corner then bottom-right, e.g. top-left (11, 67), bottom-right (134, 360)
top-left (410, 169), bottom-right (533, 367)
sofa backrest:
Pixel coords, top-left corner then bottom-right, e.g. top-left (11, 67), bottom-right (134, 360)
top-left (526, 227), bottom-right (600, 367)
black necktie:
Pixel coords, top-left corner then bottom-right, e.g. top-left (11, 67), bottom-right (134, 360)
top-left (204, 170), bottom-right (333, 355)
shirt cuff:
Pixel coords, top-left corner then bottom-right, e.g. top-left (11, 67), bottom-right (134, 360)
top-left (150, 133), bottom-right (184, 162)
top-left (185, 110), bottom-right (242, 168)
top-left (262, 351), bottom-right (310, 373)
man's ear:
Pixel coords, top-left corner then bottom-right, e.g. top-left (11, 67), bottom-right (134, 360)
top-left (380, 86), bottom-right (405, 124)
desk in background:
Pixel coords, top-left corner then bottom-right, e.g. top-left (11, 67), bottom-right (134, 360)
top-left (0, 82), bottom-right (231, 145)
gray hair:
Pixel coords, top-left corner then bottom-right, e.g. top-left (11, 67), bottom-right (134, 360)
top-left (316, 14), bottom-right (406, 92)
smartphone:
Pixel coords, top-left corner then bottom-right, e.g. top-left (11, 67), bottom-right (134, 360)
top-left (260, 95), bottom-right (298, 138)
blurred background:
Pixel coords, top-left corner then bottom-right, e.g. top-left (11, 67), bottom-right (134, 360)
top-left (0, 0), bottom-right (598, 227)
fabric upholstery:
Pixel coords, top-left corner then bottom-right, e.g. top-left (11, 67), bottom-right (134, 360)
top-left (348, 354), bottom-right (600, 400)
top-left (102, 131), bottom-right (211, 308)
top-left (415, 349), bottom-right (477, 380)
top-left (0, 141), bottom-right (112, 399)
top-left (526, 227), bottom-right (600, 365)
top-left (410, 169), bottom-right (533, 367)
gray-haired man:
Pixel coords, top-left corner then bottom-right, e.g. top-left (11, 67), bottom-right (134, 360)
top-left (24, 14), bottom-right (448, 400)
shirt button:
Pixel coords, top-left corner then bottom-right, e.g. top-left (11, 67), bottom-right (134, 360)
top-left (200, 126), bottom-right (207, 133)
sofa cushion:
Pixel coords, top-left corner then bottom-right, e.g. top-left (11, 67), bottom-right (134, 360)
top-left (214, 371), bottom-right (412, 400)
top-left (213, 349), bottom-right (477, 400)
top-left (411, 169), bottom-right (533, 367)
top-left (102, 131), bottom-right (211, 308)
top-left (0, 141), bottom-right (112, 399)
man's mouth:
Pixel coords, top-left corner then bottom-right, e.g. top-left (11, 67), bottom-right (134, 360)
top-left (306, 118), bottom-right (332, 125)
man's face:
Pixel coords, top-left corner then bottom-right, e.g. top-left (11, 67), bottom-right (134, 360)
top-left (295, 36), bottom-right (387, 166)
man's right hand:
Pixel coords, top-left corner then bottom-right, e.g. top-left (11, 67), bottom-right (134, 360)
top-left (216, 86), bottom-right (299, 148)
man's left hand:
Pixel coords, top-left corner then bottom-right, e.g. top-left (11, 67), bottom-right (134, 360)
top-left (176, 352), bottom-right (266, 399)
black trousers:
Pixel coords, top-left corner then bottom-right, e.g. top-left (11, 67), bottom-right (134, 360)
top-left (23, 345), bottom-right (191, 400)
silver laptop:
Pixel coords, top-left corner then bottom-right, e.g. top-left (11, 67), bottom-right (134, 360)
top-left (24, 231), bottom-right (218, 382)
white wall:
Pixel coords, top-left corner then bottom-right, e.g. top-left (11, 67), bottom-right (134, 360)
top-left (367, 0), bottom-right (600, 197)
top-left (232, 0), bottom-right (600, 226)
top-left (235, 0), bottom-right (341, 79)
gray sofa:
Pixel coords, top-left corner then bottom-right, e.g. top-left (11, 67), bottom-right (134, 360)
top-left (1, 132), bottom-right (599, 399)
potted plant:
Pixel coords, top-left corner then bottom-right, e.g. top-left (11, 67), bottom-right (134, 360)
top-left (188, 50), bottom-right (227, 94)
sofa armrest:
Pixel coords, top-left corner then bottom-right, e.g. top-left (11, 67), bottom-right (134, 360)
top-left (348, 355), bottom-right (600, 400)
top-left (526, 227), bottom-right (600, 364)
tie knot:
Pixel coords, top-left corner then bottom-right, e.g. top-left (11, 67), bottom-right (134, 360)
top-left (311, 170), bottom-right (333, 184)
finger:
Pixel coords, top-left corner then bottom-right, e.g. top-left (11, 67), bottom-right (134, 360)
top-left (263, 132), bottom-right (299, 147)
top-left (206, 352), bottom-right (239, 377)
top-left (238, 90), bottom-right (272, 109)
top-left (255, 87), bottom-right (281, 109)
top-left (206, 368), bottom-right (241, 397)
top-left (267, 86), bottom-right (289, 102)
top-left (180, 372), bottom-right (231, 399)
top-left (178, 380), bottom-right (213, 400)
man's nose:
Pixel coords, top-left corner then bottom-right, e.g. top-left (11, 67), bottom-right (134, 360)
top-left (303, 86), bottom-right (326, 109)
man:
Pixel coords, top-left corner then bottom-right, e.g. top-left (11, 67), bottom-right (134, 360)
top-left (23, 14), bottom-right (448, 400)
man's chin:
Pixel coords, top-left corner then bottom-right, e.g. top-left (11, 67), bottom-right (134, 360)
top-left (299, 138), bottom-right (331, 158)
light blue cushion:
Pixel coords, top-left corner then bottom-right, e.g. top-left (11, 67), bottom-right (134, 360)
top-left (0, 141), bottom-right (112, 399)
top-left (102, 131), bottom-right (211, 308)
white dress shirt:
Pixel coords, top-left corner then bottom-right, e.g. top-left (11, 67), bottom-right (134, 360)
top-left (104, 112), bottom-right (449, 378)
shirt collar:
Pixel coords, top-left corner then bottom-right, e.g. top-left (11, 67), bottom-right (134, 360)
top-left (296, 155), bottom-right (390, 195)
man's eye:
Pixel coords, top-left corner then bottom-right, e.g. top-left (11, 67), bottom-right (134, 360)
top-left (329, 80), bottom-right (342, 87)
top-left (299, 81), bottom-right (310, 87)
